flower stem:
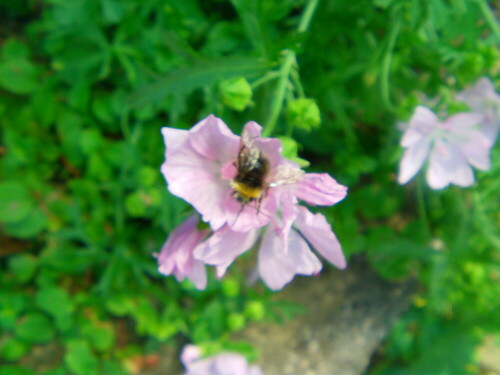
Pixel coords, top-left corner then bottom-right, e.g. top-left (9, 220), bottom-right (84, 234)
top-left (477, 0), bottom-right (500, 43)
top-left (380, 18), bottom-right (401, 110)
top-left (263, 0), bottom-right (319, 137)
top-left (416, 175), bottom-right (431, 239)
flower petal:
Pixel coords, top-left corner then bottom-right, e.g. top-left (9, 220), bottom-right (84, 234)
top-left (455, 130), bottom-right (493, 170)
top-left (161, 127), bottom-right (189, 156)
top-left (180, 345), bottom-right (201, 366)
top-left (443, 112), bottom-right (485, 131)
top-left (293, 206), bottom-right (346, 269)
top-left (194, 226), bottom-right (259, 266)
top-left (457, 77), bottom-right (498, 111)
top-left (186, 257), bottom-right (208, 290)
top-left (400, 106), bottom-right (438, 147)
top-left (162, 143), bottom-right (231, 230)
top-left (293, 173), bottom-right (347, 206)
top-left (397, 137), bottom-right (432, 184)
top-left (158, 215), bottom-right (208, 289)
top-left (212, 354), bottom-right (250, 374)
top-left (189, 115), bottom-right (240, 161)
top-left (258, 225), bottom-right (322, 290)
top-left (426, 141), bottom-right (474, 189)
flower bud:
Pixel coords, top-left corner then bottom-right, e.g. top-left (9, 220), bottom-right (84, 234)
top-left (219, 77), bottom-right (253, 111)
top-left (286, 98), bottom-right (321, 131)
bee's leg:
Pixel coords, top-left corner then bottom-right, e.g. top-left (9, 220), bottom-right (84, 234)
top-left (232, 203), bottom-right (246, 227)
top-left (256, 196), bottom-right (263, 215)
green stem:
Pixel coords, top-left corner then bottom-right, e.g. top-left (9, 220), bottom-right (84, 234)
top-left (290, 69), bottom-right (305, 98)
top-left (380, 18), bottom-right (401, 110)
top-left (262, 0), bottom-right (319, 137)
top-left (477, 0), bottom-right (500, 43)
top-left (298, 0), bottom-right (320, 33)
top-left (251, 71), bottom-right (281, 89)
top-left (416, 175), bottom-right (431, 239)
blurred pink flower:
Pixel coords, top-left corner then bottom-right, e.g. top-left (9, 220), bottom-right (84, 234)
top-left (157, 215), bottom-right (209, 289)
top-left (181, 345), bottom-right (263, 375)
top-left (398, 106), bottom-right (494, 189)
top-left (457, 77), bottom-right (500, 141)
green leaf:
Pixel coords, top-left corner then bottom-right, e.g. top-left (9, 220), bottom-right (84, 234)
top-left (137, 166), bottom-right (158, 187)
top-left (128, 56), bottom-right (272, 108)
top-left (64, 340), bottom-right (99, 375)
top-left (81, 321), bottom-right (115, 352)
top-left (0, 44), bottom-right (39, 95)
top-left (35, 286), bottom-right (74, 331)
top-left (105, 294), bottom-right (135, 316)
top-left (8, 254), bottom-right (38, 283)
top-left (3, 207), bottom-right (47, 238)
top-left (0, 365), bottom-right (37, 375)
top-left (0, 292), bottom-right (28, 331)
top-left (40, 246), bottom-right (102, 274)
top-left (0, 181), bottom-right (34, 224)
top-left (0, 337), bottom-right (30, 361)
top-left (228, 0), bottom-right (269, 55)
top-left (15, 313), bottom-right (55, 343)
top-left (125, 191), bottom-right (147, 217)
top-left (80, 128), bottom-right (104, 154)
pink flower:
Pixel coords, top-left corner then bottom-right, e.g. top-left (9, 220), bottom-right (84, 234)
top-left (157, 215), bottom-right (209, 289)
top-left (161, 116), bottom-right (289, 232)
top-left (398, 106), bottom-right (494, 189)
top-left (181, 345), bottom-right (263, 375)
top-left (457, 77), bottom-right (500, 141)
top-left (161, 115), bottom-right (348, 290)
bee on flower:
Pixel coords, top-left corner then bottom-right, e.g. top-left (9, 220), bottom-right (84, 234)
top-left (158, 115), bottom-right (347, 290)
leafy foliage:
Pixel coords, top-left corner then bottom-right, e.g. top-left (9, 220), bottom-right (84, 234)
top-left (0, 0), bottom-right (499, 373)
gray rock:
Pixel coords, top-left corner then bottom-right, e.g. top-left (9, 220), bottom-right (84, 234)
top-left (240, 256), bottom-right (417, 375)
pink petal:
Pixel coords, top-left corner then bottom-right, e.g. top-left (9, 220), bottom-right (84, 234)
top-left (426, 141), bottom-right (474, 189)
top-left (455, 130), bottom-right (493, 170)
top-left (161, 127), bottom-right (189, 156)
top-left (258, 225), bottom-right (322, 290)
top-left (443, 112), bottom-right (485, 131)
top-left (188, 115), bottom-right (240, 162)
top-left (162, 143), bottom-right (231, 230)
top-left (158, 215), bottom-right (208, 289)
top-left (242, 121), bottom-right (263, 137)
top-left (457, 77), bottom-right (498, 111)
top-left (480, 122), bottom-right (500, 144)
top-left (180, 345), bottom-right (202, 366)
top-left (397, 137), bottom-right (432, 184)
top-left (400, 106), bottom-right (438, 147)
top-left (277, 191), bottom-right (299, 253)
top-left (293, 173), bottom-right (348, 206)
top-left (293, 206), bottom-right (346, 269)
top-left (213, 354), bottom-right (250, 374)
top-left (186, 258), bottom-right (208, 290)
top-left (194, 226), bottom-right (259, 266)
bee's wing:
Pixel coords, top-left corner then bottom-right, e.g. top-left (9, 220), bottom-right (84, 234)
top-left (239, 127), bottom-right (260, 168)
top-left (268, 165), bottom-right (304, 187)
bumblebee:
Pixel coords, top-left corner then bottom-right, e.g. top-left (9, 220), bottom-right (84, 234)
top-left (230, 127), bottom-right (269, 206)
top-left (230, 127), bottom-right (304, 210)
